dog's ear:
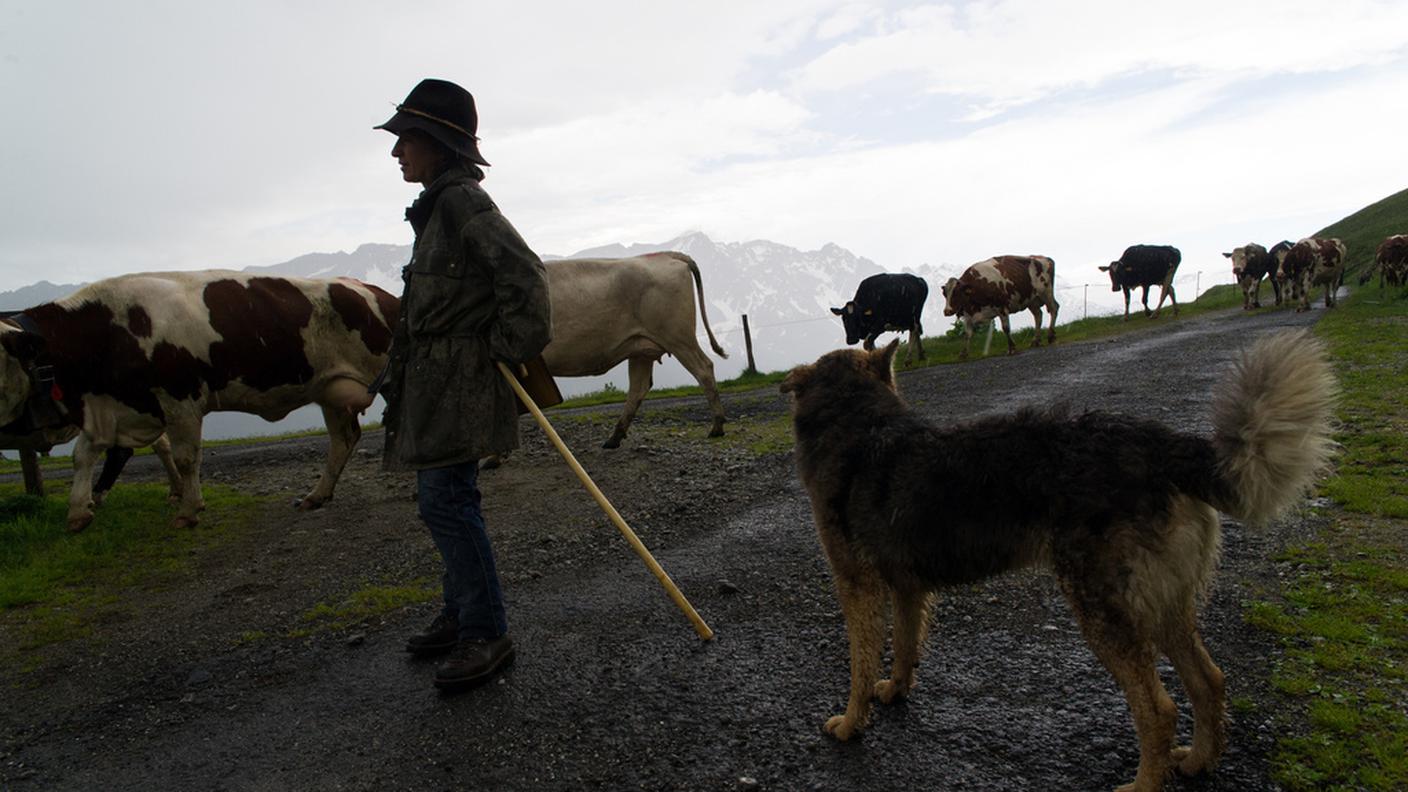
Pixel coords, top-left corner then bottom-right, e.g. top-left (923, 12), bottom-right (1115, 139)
top-left (779, 364), bottom-right (813, 395)
top-left (870, 340), bottom-right (898, 384)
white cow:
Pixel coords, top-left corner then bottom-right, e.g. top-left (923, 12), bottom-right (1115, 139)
top-left (543, 252), bottom-right (727, 448)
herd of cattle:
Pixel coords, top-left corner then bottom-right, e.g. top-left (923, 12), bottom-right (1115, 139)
top-left (0, 232), bottom-right (1401, 532)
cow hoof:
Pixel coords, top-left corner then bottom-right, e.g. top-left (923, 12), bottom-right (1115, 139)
top-left (91, 490), bottom-right (109, 508)
top-left (294, 496), bottom-right (326, 512)
top-left (66, 514), bottom-right (94, 533)
top-left (172, 515), bottom-right (200, 530)
top-left (602, 437), bottom-right (623, 450)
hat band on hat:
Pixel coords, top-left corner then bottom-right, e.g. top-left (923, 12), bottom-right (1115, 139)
top-left (396, 105), bottom-right (479, 141)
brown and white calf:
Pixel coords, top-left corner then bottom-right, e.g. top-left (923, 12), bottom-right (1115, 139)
top-left (1361, 234), bottom-right (1408, 289)
top-left (1277, 238), bottom-right (1346, 312)
top-left (1223, 243), bottom-right (1283, 310)
top-left (0, 271), bottom-right (398, 531)
top-left (941, 255), bottom-right (1059, 359)
top-left (1099, 245), bottom-right (1181, 320)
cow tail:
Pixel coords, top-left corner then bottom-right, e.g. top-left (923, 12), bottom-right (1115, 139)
top-left (1209, 330), bottom-right (1338, 527)
top-left (672, 252), bottom-right (728, 359)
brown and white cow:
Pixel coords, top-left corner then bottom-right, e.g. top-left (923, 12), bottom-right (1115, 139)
top-left (1223, 243), bottom-right (1283, 310)
top-left (0, 271), bottom-right (398, 531)
top-left (1277, 238), bottom-right (1346, 312)
top-left (941, 255), bottom-right (1059, 359)
top-left (1360, 234), bottom-right (1408, 289)
top-left (543, 251), bottom-right (727, 448)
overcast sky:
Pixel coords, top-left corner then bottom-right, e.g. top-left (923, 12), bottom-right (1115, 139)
top-left (3, 0), bottom-right (1407, 299)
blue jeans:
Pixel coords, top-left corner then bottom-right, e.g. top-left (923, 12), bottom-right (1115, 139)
top-left (417, 462), bottom-right (508, 641)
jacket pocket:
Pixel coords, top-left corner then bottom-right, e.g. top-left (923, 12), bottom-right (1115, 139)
top-left (403, 246), bottom-right (469, 337)
top-left (407, 245), bottom-right (465, 279)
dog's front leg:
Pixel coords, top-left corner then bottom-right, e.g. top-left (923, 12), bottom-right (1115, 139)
top-left (825, 574), bottom-right (886, 740)
top-left (876, 590), bottom-right (933, 704)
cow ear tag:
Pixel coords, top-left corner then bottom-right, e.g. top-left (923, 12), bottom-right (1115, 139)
top-left (50, 383), bottom-right (64, 401)
top-left (863, 309), bottom-right (873, 316)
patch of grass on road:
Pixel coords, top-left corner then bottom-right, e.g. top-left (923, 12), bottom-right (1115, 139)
top-left (0, 482), bottom-right (265, 654)
top-left (1246, 287), bottom-right (1408, 791)
top-left (293, 578), bottom-right (438, 637)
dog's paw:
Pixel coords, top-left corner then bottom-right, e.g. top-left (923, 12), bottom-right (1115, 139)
top-left (874, 678), bottom-right (908, 704)
top-left (1170, 745), bottom-right (1216, 776)
top-left (823, 715), bottom-right (857, 741)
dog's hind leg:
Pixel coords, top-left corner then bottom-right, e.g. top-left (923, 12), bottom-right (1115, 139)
top-left (876, 590), bottom-right (933, 704)
top-left (824, 572), bottom-right (887, 741)
top-left (1088, 638), bottom-right (1177, 792)
top-left (1160, 624), bottom-right (1227, 776)
top-left (1069, 582), bottom-right (1176, 792)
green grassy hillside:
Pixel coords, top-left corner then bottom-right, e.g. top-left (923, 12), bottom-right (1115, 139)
top-left (1314, 186), bottom-right (1408, 275)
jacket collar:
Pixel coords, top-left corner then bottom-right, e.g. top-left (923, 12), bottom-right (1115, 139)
top-left (404, 164), bottom-right (485, 236)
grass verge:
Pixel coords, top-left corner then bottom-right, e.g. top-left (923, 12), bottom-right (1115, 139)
top-left (0, 482), bottom-right (266, 656)
top-left (1246, 286), bottom-right (1408, 791)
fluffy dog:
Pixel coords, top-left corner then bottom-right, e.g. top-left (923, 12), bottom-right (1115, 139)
top-left (780, 331), bottom-right (1337, 792)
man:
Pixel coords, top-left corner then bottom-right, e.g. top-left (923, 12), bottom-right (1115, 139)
top-left (375, 78), bottom-right (552, 691)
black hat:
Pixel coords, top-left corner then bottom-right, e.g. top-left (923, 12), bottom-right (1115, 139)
top-left (375, 78), bottom-right (490, 167)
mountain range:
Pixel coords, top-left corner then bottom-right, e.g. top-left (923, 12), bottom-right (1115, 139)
top-left (0, 233), bottom-right (962, 440)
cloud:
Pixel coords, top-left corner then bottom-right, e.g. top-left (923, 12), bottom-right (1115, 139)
top-left (789, 0), bottom-right (1408, 116)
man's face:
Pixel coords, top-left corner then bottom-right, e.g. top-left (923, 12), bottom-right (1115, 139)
top-left (391, 130), bottom-right (444, 185)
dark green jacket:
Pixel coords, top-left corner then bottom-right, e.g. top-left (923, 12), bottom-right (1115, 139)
top-left (381, 166), bottom-right (552, 471)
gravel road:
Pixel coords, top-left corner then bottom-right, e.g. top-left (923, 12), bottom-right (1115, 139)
top-left (1, 304), bottom-right (1325, 791)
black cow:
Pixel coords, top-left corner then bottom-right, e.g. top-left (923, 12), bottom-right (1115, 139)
top-left (1099, 245), bottom-right (1181, 320)
top-left (831, 273), bottom-right (928, 364)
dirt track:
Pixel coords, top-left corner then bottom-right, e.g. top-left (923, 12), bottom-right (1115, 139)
top-left (1, 305), bottom-right (1325, 791)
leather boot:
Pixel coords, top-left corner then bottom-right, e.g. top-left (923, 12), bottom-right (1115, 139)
top-left (405, 613), bottom-right (459, 656)
top-left (434, 635), bottom-right (515, 690)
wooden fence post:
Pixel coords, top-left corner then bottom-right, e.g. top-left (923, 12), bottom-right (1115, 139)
top-left (742, 314), bottom-right (757, 375)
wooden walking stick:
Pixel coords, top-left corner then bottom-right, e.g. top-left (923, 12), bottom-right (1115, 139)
top-left (496, 361), bottom-right (715, 641)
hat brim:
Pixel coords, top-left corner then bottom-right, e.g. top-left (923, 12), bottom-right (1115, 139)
top-left (375, 111), bottom-right (490, 167)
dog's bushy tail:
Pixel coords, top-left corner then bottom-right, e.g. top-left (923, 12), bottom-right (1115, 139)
top-left (1211, 329), bottom-right (1338, 526)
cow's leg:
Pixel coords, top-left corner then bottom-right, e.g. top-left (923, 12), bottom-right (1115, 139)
top-left (605, 357), bottom-right (654, 449)
top-left (164, 415), bottom-right (205, 529)
top-left (1046, 297), bottom-right (1059, 344)
top-left (999, 313), bottom-right (1017, 355)
top-left (1271, 277), bottom-right (1282, 306)
top-left (959, 319), bottom-right (973, 359)
top-left (1165, 282), bottom-right (1179, 316)
top-left (66, 434), bottom-right (103, 533)
top-left (296, 402), bottom-right (362, 510)
top-left (91, 446), bottom-right (135, 507)
top-left (294, 375), bottom-right (373, 507)
top-left (19, 446), bottom-right (43, 497)
top-left (909, 325), bottom-right (925, 362)
top-left (1122, 289), bottom-right (1132, 321)
top-left (671, 345), bottom-right (726, 440)
top-left (151, 434), bottom-right (183, 502)
top-left (1141, 285), bottom-right (1153, 317)
top-left (1028, 307), bottom-right (1043, 347)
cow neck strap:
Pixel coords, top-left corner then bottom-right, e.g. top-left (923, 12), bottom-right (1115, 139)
top-left (7, 312), bottom-right (69, 430)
